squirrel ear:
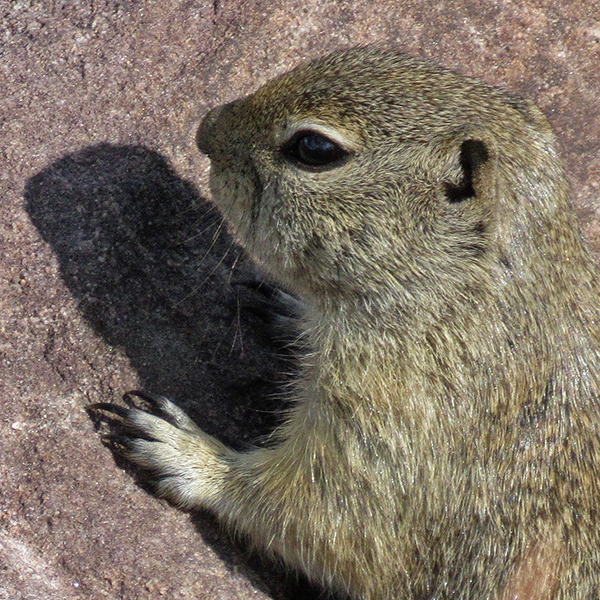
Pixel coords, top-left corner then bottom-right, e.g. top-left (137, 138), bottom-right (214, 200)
top-left (444, 135), bottom-right (497, 204)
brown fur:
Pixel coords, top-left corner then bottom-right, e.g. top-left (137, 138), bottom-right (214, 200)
top-left (106, 48), bottom-right (600, 599)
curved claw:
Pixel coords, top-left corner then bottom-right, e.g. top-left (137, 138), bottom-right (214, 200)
top-left (91, 403), bottom-right (163, 442)
top-left (101, 433), bottom-right (135, 453)
top-left (122, 390), bottom-right (165, 408)
top-left (123, 391), bottom-right (202, 434)
top-left (89, 402), bottom-right (131, 420)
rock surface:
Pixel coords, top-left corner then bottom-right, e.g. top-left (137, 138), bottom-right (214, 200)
top-left (1, 1), bottom-right (598, 599)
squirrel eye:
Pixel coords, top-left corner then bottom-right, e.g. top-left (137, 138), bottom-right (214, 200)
top-left (282, 131), bottom-right (349, 170)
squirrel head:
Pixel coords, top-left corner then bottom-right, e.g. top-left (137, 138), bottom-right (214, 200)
top-left (197, 47), bottom-right (569, 310)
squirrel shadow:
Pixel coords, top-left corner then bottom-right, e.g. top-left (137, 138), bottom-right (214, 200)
top-left (24, 143), bottom-right (331, 600)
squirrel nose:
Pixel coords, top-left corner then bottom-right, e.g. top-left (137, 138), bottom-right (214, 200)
top-left (196, 105), bottom-right (224, 156)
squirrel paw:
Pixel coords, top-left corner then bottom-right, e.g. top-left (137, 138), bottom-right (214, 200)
top-left (90, 391), bottom-right (229, 509)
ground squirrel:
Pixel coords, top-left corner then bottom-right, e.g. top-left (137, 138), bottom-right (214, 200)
top-left (98, 47), bottom-right (600, 599)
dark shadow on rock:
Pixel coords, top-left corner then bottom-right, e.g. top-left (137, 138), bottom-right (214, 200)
top-left (24, 143), bottom-right (283, 445)
top-left (24, 143), bottom-right (325, 600)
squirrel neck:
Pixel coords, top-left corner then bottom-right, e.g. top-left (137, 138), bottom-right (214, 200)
top-left (298, 250), bottom-right (600, 424)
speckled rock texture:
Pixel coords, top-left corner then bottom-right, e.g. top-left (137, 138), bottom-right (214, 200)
top-left (1, 1), bottom-right (599, 599)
